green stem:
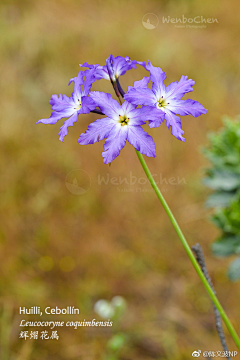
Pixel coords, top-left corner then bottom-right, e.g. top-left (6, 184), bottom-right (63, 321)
top-left (135, 149), bottom-right (240, 350)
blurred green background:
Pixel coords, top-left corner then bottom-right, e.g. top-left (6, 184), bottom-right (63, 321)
top-left (0, 0), bottom-right (240, 359)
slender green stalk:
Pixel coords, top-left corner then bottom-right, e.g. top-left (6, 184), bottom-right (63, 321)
top-left (135, 149), bottom-right (240, 350)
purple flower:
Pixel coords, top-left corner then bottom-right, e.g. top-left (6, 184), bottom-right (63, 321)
top-left (78, 92), bottom-right (162, 164)
top-left (80, 55), bottom-right (137, 83)
top-left (124, 61), bottom-right (208, 142)
top-left (36, 68), bottom-right (97, 142)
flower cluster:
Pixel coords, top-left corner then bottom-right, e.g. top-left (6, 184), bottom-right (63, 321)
top-left (37, 55), bottom-right (208, 164)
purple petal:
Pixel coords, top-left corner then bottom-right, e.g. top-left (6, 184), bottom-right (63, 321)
top-left (144, 61), bottom-right (166, 97)
top-left (148, 116), bottom-right (164, 129)
top-left (106, 55), bottom-right (116, 81)
top-left (49, 94), bottom-right (74, 113)
top-left (127, 126), bottom-right (156, 157)
top-left (128, 106), bottom-right (165, 125)
top-left (165, 76), bottom-right (195, 100)
top-left (127, 76), bottom-right (150, 92)
top-left (79, 62), bottom-right (96, 69)
top-left (136, 60), bottom-right (147, 70)
top-left (79, 62), bottom-right (109, 80)
top-left (90, 92), bottom-right (121, 119)
top-left (69, 68), bottom-right (97, 101)
top-left (37, 93), bottom-right (76, 125)
top-left (109, 55), bottom-right (137, 79)
top-left (95, 66), bottom-right (110, 80)
top-left (164, 110), bottom-right (185, 142)
top-left (78, 117), bottom-right (115, 145)
top-left (36, 109), bottom-right (73, 125)
top-left (102, 125), bottom-right (128, 164)
top-left (124, 87), bottom-right (157, 107)
top-left (168, 99), bottom-right (208, 117)
top-left (120, 101), bottom-right (136, 115)
top-left (79, 96), bottom-right (97, 114)
top-left (82, 66), bottom-right (99, 96)
top-left (134, 76), bottom-right (150, 88)
top-left (58, 112), bottom-right (79, 142)
top-left (68, 71), bottom-right (85, 101)
top-left (79, 55), bottom-right (137, 82)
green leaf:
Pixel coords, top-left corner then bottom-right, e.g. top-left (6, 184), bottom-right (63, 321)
top-left (203, 170), bottom-right (240, 191)
top-left (211, 194), bottom-right (240, 234)
top-left (212, 236), bottom-right (240, 257)
top-left (228, 257), bottom-right (240, 281)
top-left (205, 191), bottom-right (236, 208)
top-left (203, 117), bottom-right (240, 276)
top-left (203, 117), bottom-right (240, 173)
top-left (211, 211), bottom-right (228, 231)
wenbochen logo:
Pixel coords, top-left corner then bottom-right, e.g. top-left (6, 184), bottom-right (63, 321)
top-left (65, 169), bottom-right (91, 195)
top-left (142, 13), bottom-right (159, 30)
top-left (192, 350), bottom-right (201, 357)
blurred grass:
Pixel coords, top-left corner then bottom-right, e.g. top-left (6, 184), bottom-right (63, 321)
top-left (0, 0), bottom-right (240, 359)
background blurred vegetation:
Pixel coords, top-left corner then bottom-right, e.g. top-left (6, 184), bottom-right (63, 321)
top-left (0, 0), bottom-right (240, 359)
top-left (203, 117), bottom-right (240, 282)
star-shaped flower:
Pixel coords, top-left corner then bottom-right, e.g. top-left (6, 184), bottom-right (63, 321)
top-left (36, 67), bottom-right (97, 142)
top-left (78, 92), bottom-right (163, 164)
top-left (124, 61), bottom-right (208, 142)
